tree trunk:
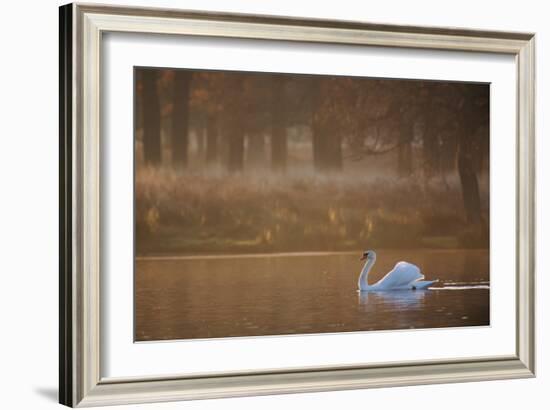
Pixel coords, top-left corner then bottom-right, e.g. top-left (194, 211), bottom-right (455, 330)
top-left (312, 122), bottom-right (342, 172)
top-left (206, 114), bottom-right (219, 164)
top-left (440, 133), bottom-right (457, 172)
top-left (196, 127), bottom-right (206, 160)
top-left (309, 78), bottom-right (325, 171)
top-left (247, 133), bottom-right (266, 167)
top-left (324, 132), bottom-right (343, 171)
top-left (141, 69), bottom-right (161, 165)
top-left (134, 69), bottom-right (144, 135)
top-left (308, 76), bottom-right (342, 172)
top-left (422, 125), bottom-right (439, 177)
top-left (398, 116), bottom-right (413, 176)
top-left (225, 76), bottom-right (245, 172)
top-left (457, 135), bottom-right (482, 224)
top-left (312, 123), bottom-right (323, 170)
top-left (456, 85), bottom-right (488, 225)
top-left (270, 76), bottom-right (287, 171)
top-left (171, 70), bottom-right (192, 168)
top-left (227, 130), bottom-right (245, 172)
top-left (332, 134), bottom-right (343, 170)
top-left (398, 143), bottom-right (412, 176)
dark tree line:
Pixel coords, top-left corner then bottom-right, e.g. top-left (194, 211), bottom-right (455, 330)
top-left (136, 68), bottom-right (489, 224)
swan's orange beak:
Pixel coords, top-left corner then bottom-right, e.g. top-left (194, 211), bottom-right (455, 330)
top-left (360, 255), bottom-right (367, 261)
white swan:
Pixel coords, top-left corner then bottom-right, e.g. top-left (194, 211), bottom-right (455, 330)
top-left (358, 250), bottom-right (437, 291)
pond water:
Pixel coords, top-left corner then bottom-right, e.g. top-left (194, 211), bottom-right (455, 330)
top-left (135, 249), bottom-right (489, 341)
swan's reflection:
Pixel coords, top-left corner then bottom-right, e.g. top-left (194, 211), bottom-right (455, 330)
top-left (357, 290), bottom-right (427, 310)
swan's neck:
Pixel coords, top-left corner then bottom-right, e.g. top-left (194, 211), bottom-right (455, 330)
top-left (358, 258), bottom-right (376, 291)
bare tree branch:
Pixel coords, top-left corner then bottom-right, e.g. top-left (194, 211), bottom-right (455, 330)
top-left (344, 139), bottom-right (406, 161)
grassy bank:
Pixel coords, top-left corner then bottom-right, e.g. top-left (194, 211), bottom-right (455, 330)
top-left (135, 167), bottom-right (489, 256)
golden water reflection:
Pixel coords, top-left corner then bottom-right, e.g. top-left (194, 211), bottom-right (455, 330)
top-left (135, 249), bottom-right (489, 341)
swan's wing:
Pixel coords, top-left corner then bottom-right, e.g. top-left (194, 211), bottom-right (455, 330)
top-left (375, 261), bottom-right (424, 288)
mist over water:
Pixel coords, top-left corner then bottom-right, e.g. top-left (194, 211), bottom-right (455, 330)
top-left (135, 249), bottom-right (489, 341)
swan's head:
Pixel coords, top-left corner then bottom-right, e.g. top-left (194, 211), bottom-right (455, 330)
top-left (360, 250), bottom-right (376, 262)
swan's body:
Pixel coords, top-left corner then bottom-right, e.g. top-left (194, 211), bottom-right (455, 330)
top-left (358, 250), bottom-right (437, 291)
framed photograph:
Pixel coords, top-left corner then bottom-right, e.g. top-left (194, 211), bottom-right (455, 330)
top-left (59, 3), bottom-right (535, 407)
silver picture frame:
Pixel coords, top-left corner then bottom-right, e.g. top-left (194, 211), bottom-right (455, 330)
top-left (59, 2), bottom-right (535, 407)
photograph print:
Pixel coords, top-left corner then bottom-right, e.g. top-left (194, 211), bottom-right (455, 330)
top-left (134, 67), bottom-right (490, 342)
